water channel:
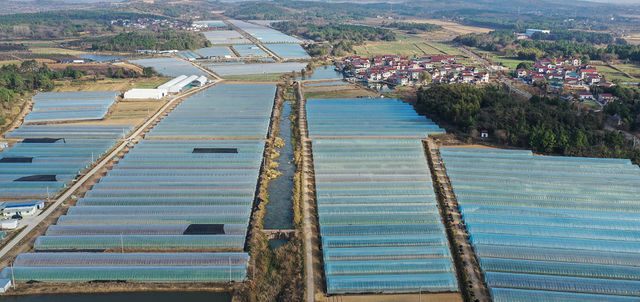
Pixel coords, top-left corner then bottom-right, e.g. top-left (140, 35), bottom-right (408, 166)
top-left (263, 102), bottom-right (295, 231)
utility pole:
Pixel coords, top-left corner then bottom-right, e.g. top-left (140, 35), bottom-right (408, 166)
top-left (229, 257), bottom-right (232, 283)
top-left (10, 262), bottom-right (15, 288)
top-left (120, 233), bottom-right (124, 253)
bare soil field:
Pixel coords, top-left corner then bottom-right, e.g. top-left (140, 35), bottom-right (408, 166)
top-left (72, 100), bottom-right (168, 126)
top-left (304, 87), bottom-right (379, 98)
top-left (362, 18), bottom-right (493, 41)
top-left (52, 79), bottom-right (131, 92)
top-left (113, 62), bottom-right (143, 73)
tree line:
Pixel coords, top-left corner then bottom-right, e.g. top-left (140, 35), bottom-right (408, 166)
top-left (85, 30), bottom-right (207, 52)
top-left (417, 84), bottom-right (640, 163)
top-left (386, 22), bottom-right (443, 33)
top-left (273, 22), bottom-right (396, 43)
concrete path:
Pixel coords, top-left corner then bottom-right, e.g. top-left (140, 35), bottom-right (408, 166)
top-left (0, 81), bottom-right (221, 262)
top-left (426, 139), bottom-right (490, 302)
top-left (298, 82), bottom-right (315, 302)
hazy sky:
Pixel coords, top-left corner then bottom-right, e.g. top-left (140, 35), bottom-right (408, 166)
top-left (578, 0), bottom-right (639, 4)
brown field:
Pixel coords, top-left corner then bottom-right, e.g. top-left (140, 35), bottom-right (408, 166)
top-left (113, 62), bottom-right (143, 73)
top-left (29, 47), bottom-right (86, 55)
top-left (319, 293), bottom-right (463, 302)
top-left (304, 87), bottom-right (379, 98)
top-left (52, 79), bottom-right (131, 92)
top-left (72, 100), bottom-right (168, 126)
top-left (362, 18), bottom-right (493, 41)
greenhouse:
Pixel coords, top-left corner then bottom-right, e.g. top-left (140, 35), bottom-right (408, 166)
top-left (195, 46), bottom-right (235, 58)
top-left (5, 125), bottom-right (134, 139)
top-left (203, 30), bottom-right (250, 45)
top-left (128, 58), bottom-right (207, 77)
top-left (306, 99), bottom-right (445, 138)
top-left (227, 20), bottom-right (302, 43)
top-left (264, 44), bottom-right (310, 60)
top-left (0, 266), bottom-right (246, 283)
top-left (231, 44), bottom-right (269, 57)
top-left (0, 136), bottom-right (126, 200)
top-left (205, 62), bottom-right (307, 76)
top-left (25, 92), bottom-right (119, 123)
top-left (3, 82), bottom-right (284, 283)
top-left (14, 252), bottom-right (248, 267)
top-left (145, 84), bottom-right (276, 139)
top-left (313, 139), bottom-right (456, 294)
top-left (440, 147), bottom-right (640, 299)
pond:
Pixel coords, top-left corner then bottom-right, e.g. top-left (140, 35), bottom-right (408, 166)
top-left (0, 292), bottom-right (231, 302)
top-left (78, 54), bottom-right (135, 62)
top-left (297, 65), bottom-right (343, 81)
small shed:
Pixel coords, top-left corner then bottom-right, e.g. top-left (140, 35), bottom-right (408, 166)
top-left (0, 219), bottom-right (18, 229)
top-left (0, 142), bottom-right (7, 149)
top-left (0, 279), bottom-right (11, 293)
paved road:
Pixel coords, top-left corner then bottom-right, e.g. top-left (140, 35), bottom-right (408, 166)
top-left (426, 139), bottom-right (490, 302)
top-left (0, 81), bottom-right (221, 261)
top-left (457, 46), bottom-right (532, 99)
top-left (605, 125), bottom-right (640, 147)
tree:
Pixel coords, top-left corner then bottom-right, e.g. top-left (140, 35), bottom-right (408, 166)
top-left (204, 40), bottom-right (212, 47)
top-left (516, 62), bottom-right (534, 71)
top-left (418, 71), bottom-right (431, 85)
top-left (616, 38), bottom-right (628, 45)
top-left (142, 67), bottom-right (155, 78)
top-left (581, 55), bottom-right (590, 65)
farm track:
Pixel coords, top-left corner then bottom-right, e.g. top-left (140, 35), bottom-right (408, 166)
top-left (426, 139), bottom-right (490, 302)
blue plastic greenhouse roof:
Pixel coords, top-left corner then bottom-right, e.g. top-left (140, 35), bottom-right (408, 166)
top-left (145, 84), bottom-right (275, 139)
top-left (128, 57), bottom-right (207, 78)
top-left (227, 20), bottom-right (302, 44)
top-left (263, 44), bottom-right (310, 60)
top-left (313, 139), bottom-right (457, 294)
top-left (306, 98), bottom-right (445, 138)
top-left (0, 136), bottom-right (127, 200)
top-left (441, 147), bottom-right (640, 299)
top-left (25, 91), bottom-right (120, 123)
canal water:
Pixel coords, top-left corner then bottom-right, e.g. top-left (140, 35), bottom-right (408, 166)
top-left (263, 102), bottom-right (295, 230)
top-left (297, 65), bottom-right (343, 81)
top-left (0, 292), bottom-right (231, 302)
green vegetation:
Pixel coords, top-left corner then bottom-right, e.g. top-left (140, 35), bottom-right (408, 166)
top-left (353, 42), bottom-right (424, 58)
top-left (386, 22), bottom-right (443, 33)
top-left (417, 84), bottom-right (640, 163)
top-left (83, 30), bottom-right (207, 52)
top-left (274, 22), bottom-right (396, 43)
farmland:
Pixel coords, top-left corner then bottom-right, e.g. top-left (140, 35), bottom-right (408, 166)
top-left (353, 42), bottom-right (425, 58)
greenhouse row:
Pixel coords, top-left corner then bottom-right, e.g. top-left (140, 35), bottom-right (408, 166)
top-left (205, 62), bottom-right (307, 76)
top-left (25, 91), bottom-right (119, 123)
top-left (33, 91), bottom-right (120, 101)
top-left (5, 84), bottom-right (281, 283)
top-left (128, 57), bottom-right (207, 77)
top-left (232, 44), bottom-right (269, 57)
top-left (313, 139), bottom-right (457, 294)
top-left (227, 20), bottom-right (302, 44)
top-left (306, 98), bottom-right (446, 138)
top-left (263, 44), bottom-right (311, 60)
top-left (440, 147), bottom-right (640, 299)
top-left (6, 125), bottom-right (134, 139)
top-left (203, 30), bottom-right (251, 45)
top-left (145, 84), bottom-right (276, 139)
top-left (195, 46), bottom-right (236, 58)
top-left (0, 136), bottom-right (125, 200)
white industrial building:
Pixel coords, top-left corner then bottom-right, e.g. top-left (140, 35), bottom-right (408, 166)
top-left (123, 88), bottom-right (168, 99)
top-left (0, 279), bottom-right (11, 293)
top-left (168, 75), bottom-right (199, 93)
top-left (191, 76), bottom-right (209, 87)
top-left (1, 200), bottom-right (45, 218)
top-left (158, 75), bottom-right (188, 91)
